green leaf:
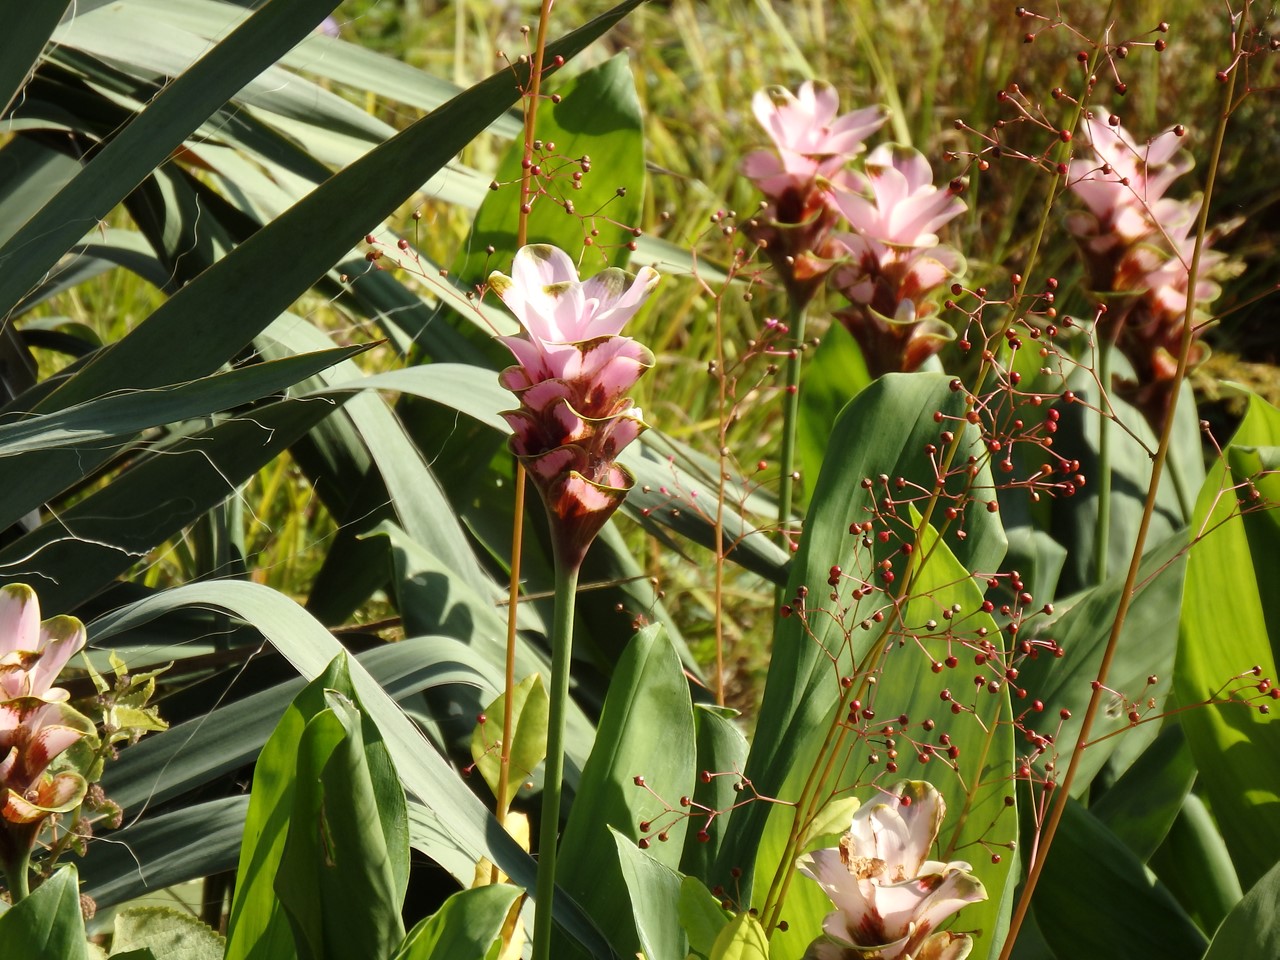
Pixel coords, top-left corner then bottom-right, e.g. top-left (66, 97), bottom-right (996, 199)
top-left (723, 372), bottom-right (1006, 890)
top-left (455, 54), bottom-right (646, 287)
top-left (680, 705), bottom-right (749, 880)
top-left (611, 828), bottom-right (688, 960)
top-left (1090, 723), bottom-right (1196, 862)
top-left (1150, 792), bottom-right (1243, 935)
top-left (0, 0), bottom-right (337, 322)
top-left (0, 347), bottom-right (364, 457)
top-left (680, 876), bottom-right (732, 960)
top-left (275, 689), bottom-right (407, 960)
top-left (555, 623), bottom-right (697, 959)
top-left (0, 394), bottom-right (347, 612)
top-left (1176, 390), bottom-right (1280, 890)
top-left (1018, 531), bottom-right (1187, 793)
top-left (227, 656), bottom-right (408, 960)
top-left (1029, 796), bottom-right (1207, 960)
top-left (85, 582), bottom-right (615, 957)
top-left (709, 912), bottom-right (769, 960)
top-left (1202, 857), bottom-right (1280, 960)
top-left (796, 321), bottom-right (872, 502)
top-left (0, 0), bottom-right (72, 115)
top-left (111, 906), bottom-right (223, 960)
top-left (471, 674), bottom-right (549, 815)
top-left (0, 865), bottom-right (87, 960)
top-left (390, 884), bottom-right (521, 960)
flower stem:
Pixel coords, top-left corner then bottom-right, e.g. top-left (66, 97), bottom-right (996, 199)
top-left (997, 21), bottom-right (1239, 960)
top-left (0, 840), bottom-right (30, 903)
top-left (531, 555), bottom-right (580, 960)
top-left (776, 298), bottom-right (808, 558)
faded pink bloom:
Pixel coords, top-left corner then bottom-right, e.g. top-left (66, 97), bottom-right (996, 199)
top-left (741, 82), bottom-right (884, 304)
top-left (492, 245), bottom-right (657, 569)
top-left (799, 781), bottom-right (986, 960)
top-left (829, 145), bottom-right (966, 375)
top-left (1, 699), bottom-right (93, 825)
top-left (0, 584), bottom-right (85, 703)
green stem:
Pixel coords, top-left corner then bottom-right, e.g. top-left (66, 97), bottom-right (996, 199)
top-left (1094, 341), bottom-right (1113, 582)
top-left (776, 299), bottom-right (808, 554)
top-left (0, 842), bottom-right (31, 903)
top-left (531, 556), bottom-right (580, 960)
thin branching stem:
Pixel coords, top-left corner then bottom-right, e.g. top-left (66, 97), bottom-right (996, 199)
top-left (776, 299), bottom-right (808, 562)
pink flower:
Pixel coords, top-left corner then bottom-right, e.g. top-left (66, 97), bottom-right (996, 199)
top-left (0, 584), bottom-right (85, 703)
top-left (741, 82), bottom-right (884, 304)
top-left (829, 146), bottom-right (966, 375)
top-left (1068, 118), bottom-right (1191, 248)
top-left (742, 82), bottom-right (884, 199)
top-left (834, 145), bottom-right (966, 250)
top-left (0, 585), bottom-right (94, 843)
top-left (491, 245), bottom-right (657, 569)
top-left (799, 781), bottom-right (986, 960)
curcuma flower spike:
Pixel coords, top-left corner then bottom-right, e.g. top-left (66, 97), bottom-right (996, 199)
top-left (0, 585), bottom-right (95, 865)
top-left (491, 244), bottom-right (658, 571)
top-left (742, 81), bottom-right (885, 304)
top-left (798, 781), bottom-right (987, 960)
top-left (830, 145), bottom-right (967, 376)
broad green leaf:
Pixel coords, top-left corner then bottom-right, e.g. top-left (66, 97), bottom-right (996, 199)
top-left (611, 828), bottom-right (688, 960)
top-left (390, 884), bottom-right (521, 960)
top-left (1177, 390), bottom-right (1280, 890)
top-left (275, 691), bottom-right (407, 960)
top-left (111, 906), bottom-right (224, 960)
top-left (1029, 796), bottom-right (1206, 960)
top-left (225, 656), bottom-right (364, 960)
top-left (760, 513), bottom-right (1015, 960)
top-left (680, 876), bottom-right (732, 960)
top-left (710, 912), bottom-right (769, 960)
top-left (455, 54), bottom-right (646, 286)
top-left (83, 581), bottom-right (616, 957)
top-left (1151, 792), bottom-right (1243, 935)
top-left (1018, 531), bottom-right (1187, 793)
top-left (0, 865), bottom-right (88, 960)
top-left (1201, 856), bottom-right (1280, 960)
top-left (227, 660), bottom-right (407, 960)
top-left (556, 624), bottom-right (697, 959)
top-left (796, 321), bottom-right (872, 502)
top-left (1090, 723), bottom-right (1196, 862)
top-left (1049, 375), bottom-right (1201, 593)
top-left (722, 373), bottom-right (1006, 891)
top-left (471, 674), bottom-right (549, 815)
top-left (680, 705), bottom-right (749, 880)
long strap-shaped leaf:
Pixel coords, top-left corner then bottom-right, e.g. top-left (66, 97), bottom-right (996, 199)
top-left (0, 0), bottom-right (336, 319)
top-left (0, 0), bottom-right (645, 531)
top-left (0, 0), bottom-right (72, 117)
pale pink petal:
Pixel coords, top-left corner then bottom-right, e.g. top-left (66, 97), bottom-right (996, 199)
top-left (0, 584), bottom-right (41, 660)
top-left (25, 615), bottom-right (85, 700)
